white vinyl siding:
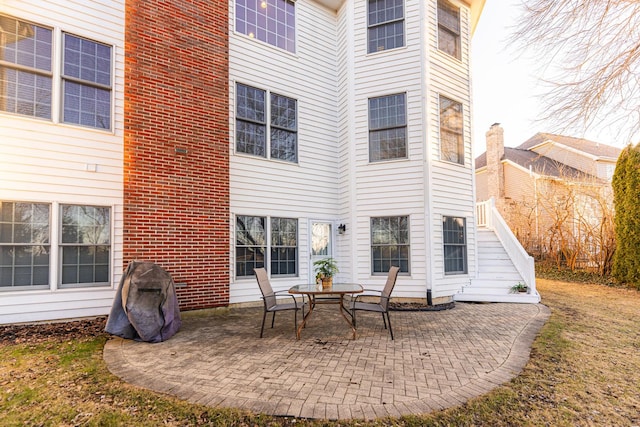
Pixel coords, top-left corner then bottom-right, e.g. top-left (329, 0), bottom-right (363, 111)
top-left (0, 0), bottom-right (124, 324)
top-left (229, 0), bottom-right (340, 302)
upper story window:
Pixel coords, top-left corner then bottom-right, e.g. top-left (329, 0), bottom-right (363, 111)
top-left (0, 14), bottom-right (113, 130)
top-left (235, 0), bottom-right (296, 53)
top-left (236, 83), bottom-right (298, 162)
top-left (367, 0), bottom-right (405, 53)
top-left (439, 95), bottom-right (464, 165)
top-left (443, 216), bottom-right (467, 274)
top-left (369, 93), bottom-right (407, 162)
top-left (437, 0), bottom-right (461, 60)
top-left (371, 216), bottom-right (410, 274)
top-left (62, 34), bottom-right (112, 129)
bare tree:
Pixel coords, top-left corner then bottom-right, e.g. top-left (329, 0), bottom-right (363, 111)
top-left (512, 0), bottom-right (640, 144)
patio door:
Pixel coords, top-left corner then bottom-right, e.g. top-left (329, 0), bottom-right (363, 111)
top-left (309, 221), bottom-right (333, 283)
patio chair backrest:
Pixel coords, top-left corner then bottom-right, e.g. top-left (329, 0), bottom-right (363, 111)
top-left (380, 266), bottom-right (400, 309)
top-left (254, 268), bottom-right (276, 309)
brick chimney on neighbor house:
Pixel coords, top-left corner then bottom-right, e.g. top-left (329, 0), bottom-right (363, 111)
top-left (486, 123), bottom-right (505, 202)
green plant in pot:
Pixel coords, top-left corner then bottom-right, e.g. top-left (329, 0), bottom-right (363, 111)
top-left (510, 282), bottom-right (528, 293)
top-left (314, 257), bottom-right (339, 288)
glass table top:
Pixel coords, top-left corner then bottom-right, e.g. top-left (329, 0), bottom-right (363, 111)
top-left (289, 283), bottom-right (363, 294)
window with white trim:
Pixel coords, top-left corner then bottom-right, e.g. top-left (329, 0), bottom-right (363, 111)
top-left (0, 202), bottom-right (50, 289)
top-left (369, 93), bottom-right (407, 162)
top-left (236, 215), bottom-right (298, 278)
top-left (235, 0), bottom-right (296, 53)
top-left (439, 95), bottom-right (464, 165)
top-left (236, 83), bottom-right (298, 162)
top-left (60, 205), bottom-right (110, 287)
top-left (437, 0), bottom-right (461, 60)
top-left (367, 0), bottom-right (404, 53)
top-left (443, 216), bottom-right (467, 274)
top-left (0, 201), bottom-right (111, 290)
top-left (371, 216), bottom-right (409, 274)
top-left (0, 14), bottom-right (113, 130)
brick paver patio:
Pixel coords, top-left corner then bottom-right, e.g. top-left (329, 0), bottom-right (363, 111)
top-left (103, 302), bottom-right (549, 420)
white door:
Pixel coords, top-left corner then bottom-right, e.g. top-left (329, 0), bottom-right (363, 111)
top-left (309, 221), bottom-right (333, 283)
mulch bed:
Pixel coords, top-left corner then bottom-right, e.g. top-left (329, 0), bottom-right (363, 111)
top-left (0, 317), bottom-right (108, 345)
top-left (389, 301), bottom-right (455, 311)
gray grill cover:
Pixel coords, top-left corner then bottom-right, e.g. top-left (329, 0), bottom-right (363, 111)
top-left (105, 261), bottom-right (181, 342)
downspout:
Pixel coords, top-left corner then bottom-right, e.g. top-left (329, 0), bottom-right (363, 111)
top-left (420, 0), bottom-right (434, 305)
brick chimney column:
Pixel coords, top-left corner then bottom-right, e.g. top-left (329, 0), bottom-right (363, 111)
top-left (486, 123), bottom-right (505, 202)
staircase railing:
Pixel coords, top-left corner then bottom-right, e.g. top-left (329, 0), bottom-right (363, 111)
top-left (476, 198), bottom-right (536, 291)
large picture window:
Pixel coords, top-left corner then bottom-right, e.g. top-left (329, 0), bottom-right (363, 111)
top-left (367, 0), bottom-right (404, 53)
top-left (369, 93), bottom-right (407, 162)
top-left (0, 202), bottom-right (50, 289)
top-left (60, 205), bottom-right (110, 287)
top-left (236, 83), bottom-right (297, 162)
top-left (235, 0), bottom-right (296, 53)
top-left (443, 216), bottom-right (467, 274)
top-left (437, 0), bottom-right (461, 59)
top-left (0, 14), bottom-right (112, 130)
top-left (371, 216), bottom-right (409, 274)
top-left (236, 215), bottom-right (298, 278)
top-left (439, 95), bottom-right (464, 165)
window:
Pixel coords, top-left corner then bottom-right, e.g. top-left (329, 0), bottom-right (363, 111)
top-left (270, 217), bottom-right (297, 275)
top-left (439, 95), bottom-right (464, 164)
top-left (236, 215), bottom-right (298, 278)
top-left (62, 34), bottom-right (112, 129)
top-left (0, 202), bottom-right (50, 289)
top-left (60, 205), bottom-right (110, 287)
top-left (443, 216), bottom-right (467, 274)
top-left (0, 201), bottom-right (111, 290)
top-left (437, 0), bottom-right (461, 59)
top-left (369, 93), bottom-right (407, 162)
top-left (0, 14), bottom-right (112, 129)
top-left (235, 0), bottom-right (296, 53)
top-left (0, 16), bottom-right (53, 119)
top-left (368, 0), bottom-right (404, 53)
top-left (236, 83), bottom-right (297, 162)
top-left (270, 92), bottom-right (297, 162)
top-left (371, 216), bottom-right (409, 274)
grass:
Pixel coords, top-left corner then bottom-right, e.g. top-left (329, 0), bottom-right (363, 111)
top-left (1, 279), bottom-right (639, 426)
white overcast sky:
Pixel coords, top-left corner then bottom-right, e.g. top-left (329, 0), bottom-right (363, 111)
top-left (470, 0), bottom-right (625, 157)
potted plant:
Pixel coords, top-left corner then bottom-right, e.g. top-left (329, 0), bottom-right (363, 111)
top-left (510, 282), bottom-right (528, 293)
top-left (313, 257), bottom-right (339, 288)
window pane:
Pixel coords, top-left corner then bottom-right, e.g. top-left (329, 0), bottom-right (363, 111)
top-left (236, 215), bottom-right (266, 277)
top-left (236, 84), bottom-right (267, 157)
top-left (369, 93), bottom-right (407, 161)
top-left (60, 205), bottom-right (110, 287)
top-left (270, 218), bottom-right (297, 276)
top-left (439, 95), bottom-right (464, 165)
top-left (61, 34), bottom-right (112, 129)
top-left (443, 216), bottom-right (467, 274)
top-left (368, 0), bottom-right (404, 53)
top-left (371, 216), bottom-right (409, 273)
top-left (236, 0), bottom-right (295, 53)
top-left (270, 92), bottom-right (297, 162)
top-left (437, 0), bottom-right (461, 59)
top-left (0, 201), bottom-right (50, 289)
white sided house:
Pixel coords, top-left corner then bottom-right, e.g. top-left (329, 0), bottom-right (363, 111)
top-left (1, 0), bottom-right (537, 325)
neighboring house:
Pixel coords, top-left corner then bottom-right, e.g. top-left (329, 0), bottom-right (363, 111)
top-left (0, 0), bottom-right (537, 325)
top-left (476, 124), bottom-right (621, 273)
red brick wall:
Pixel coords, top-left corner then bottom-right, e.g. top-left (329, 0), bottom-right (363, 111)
top-left (123, 0), bottom-right (230, 309)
